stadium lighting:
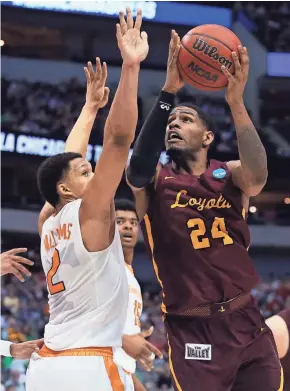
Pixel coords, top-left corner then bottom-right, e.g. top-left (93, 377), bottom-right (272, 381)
top-left (249, 206), bottom-right (257, 213)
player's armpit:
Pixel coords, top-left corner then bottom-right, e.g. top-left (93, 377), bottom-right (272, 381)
top-left (132, 374), bottom-right (147, 391)
top-left (128, 164), bottom-right (161, 221)
top-left (131, 187), bottom-right (150, 222)
top-left (38, 202), bottom-right (55, 236)
top-left (227, 160), bottom-right (266, 197)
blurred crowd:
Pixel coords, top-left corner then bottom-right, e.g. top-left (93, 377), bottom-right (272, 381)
top-left (1, 78), bottom-right (144, 145)
top-left (2, 76), bottom-right (283, 162)
top-left (1, 77), bottom-right (248, 155)
top-left (1, 78), bottom-right (110, 145)
top-left (1, 246), bottom-right (289, 390)
top-left (237, 2), bottom-right (290, 52)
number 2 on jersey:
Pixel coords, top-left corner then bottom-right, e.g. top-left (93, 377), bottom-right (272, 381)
top-left (47, 248), bottom-right (66, 295)
top-left (187, 217), bottom-right (233, 250)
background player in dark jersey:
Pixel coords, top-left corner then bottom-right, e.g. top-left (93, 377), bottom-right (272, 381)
top-left (126, 30), bottom-right (283, 391)
top-left (267, 308), bottom-right (290, 389)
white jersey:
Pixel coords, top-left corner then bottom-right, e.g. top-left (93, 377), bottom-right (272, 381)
top-left (40, 199), bottom-right (128, 351)
top-left (114, 264), bottom-right (143, 373)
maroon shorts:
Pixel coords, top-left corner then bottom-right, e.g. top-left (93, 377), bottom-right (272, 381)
top-left (165, 297), bottom-right (283, 391)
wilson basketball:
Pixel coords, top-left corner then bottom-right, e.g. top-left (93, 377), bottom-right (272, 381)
top-left (178, 24), bottom-right (242, 91)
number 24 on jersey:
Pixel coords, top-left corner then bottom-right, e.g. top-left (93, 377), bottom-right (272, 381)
top-left (188, 217), bottom-right (233, 250)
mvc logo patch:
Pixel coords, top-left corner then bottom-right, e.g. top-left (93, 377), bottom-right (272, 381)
top-left (212, 168), bottom-right (226, 179)
top-left (185, 343), bottom-right (212, 360)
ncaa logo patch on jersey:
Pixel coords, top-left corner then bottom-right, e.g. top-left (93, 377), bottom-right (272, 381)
top-left (212, 168), bottom-right (226, 179)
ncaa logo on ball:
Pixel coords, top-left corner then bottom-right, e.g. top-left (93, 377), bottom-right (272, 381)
top-left (212, 168), bottom-right (226, 179)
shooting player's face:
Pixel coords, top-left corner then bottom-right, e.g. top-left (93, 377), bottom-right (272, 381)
top-left (165, 107), bottom-right (214, 156)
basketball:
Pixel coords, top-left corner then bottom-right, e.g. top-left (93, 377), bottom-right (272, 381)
top-left (178, 24), bottom-right (242, 91)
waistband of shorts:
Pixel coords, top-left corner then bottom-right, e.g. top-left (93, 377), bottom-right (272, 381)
top-left (38, 344), bottom-right (113, 358)
top-left (175, 292), bottom-right (252, 317)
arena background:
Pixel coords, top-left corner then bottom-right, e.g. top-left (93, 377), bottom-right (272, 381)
top-left (1, 1), bottom-right (290, 390)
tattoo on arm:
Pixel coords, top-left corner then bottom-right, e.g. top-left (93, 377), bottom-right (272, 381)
top-left (231, 103), bottom-right (268, 185)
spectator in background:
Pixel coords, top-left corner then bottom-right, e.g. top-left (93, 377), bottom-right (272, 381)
top-left (4, 368), bottom-right (25, 391)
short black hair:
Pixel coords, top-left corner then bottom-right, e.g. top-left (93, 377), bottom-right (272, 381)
top-left (173, 102), bottom-right (216, 134)
top-left (115, 198), bottom-right (137, 217)
top-left (37, 152), bottom-right (82, 207)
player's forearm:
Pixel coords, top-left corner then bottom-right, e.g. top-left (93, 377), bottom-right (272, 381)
top-left (230, 101), bottom-right (268, 186)
top-left (105, 64), bottom-right (140, 145)
top-left (126, 90), bottom-right (175, 188)
top-left (64, 104), bottom-right (98, 158)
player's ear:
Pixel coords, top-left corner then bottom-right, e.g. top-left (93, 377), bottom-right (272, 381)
top-left (58, 182), bottom-right (74, 198)
top-left (203, 131), bottom-right (214, 148)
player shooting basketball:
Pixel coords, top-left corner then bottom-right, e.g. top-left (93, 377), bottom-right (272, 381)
top-left (126, 29), bottom-right (283, 391)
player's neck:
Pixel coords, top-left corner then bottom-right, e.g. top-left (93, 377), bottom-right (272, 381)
top-left (55, 202), bottom-right (66, 215)
top-left (124, 248), bottom-right (134, 266)
top-left (172, 150), bottom-right (208, 176)
top-left (55, 197), bottom-right (76, 214)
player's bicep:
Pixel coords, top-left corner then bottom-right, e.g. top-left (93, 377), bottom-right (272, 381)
top-left (227, 160), bottom-right (249, 193)
top-left (227, 160), bottom-right (265, 196)
top-left (82, 136), bottom-right (131, 218)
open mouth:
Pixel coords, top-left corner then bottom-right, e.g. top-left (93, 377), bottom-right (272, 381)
top-left (121, 233), bottom-right (133, 240)
top-left (168, 130), bottom-right (183, 142)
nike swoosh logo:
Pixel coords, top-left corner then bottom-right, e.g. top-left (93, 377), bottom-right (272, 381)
top-left (165, 176), bottom-right (176, 180)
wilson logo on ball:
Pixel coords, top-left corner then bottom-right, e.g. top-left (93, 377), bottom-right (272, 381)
top-left (187, 61), bottom-right (219, 83)
top-left (193, 38), bottom-right (233, 69)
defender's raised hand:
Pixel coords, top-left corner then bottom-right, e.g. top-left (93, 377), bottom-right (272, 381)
top-left (221, 45), bottom-right (249, 106)
top-left (163, 30), bottom-right (184, 94)
top-left (116, 8), bottom-right (149, 66)
top-left (84, 57), bottom-right (110, 110)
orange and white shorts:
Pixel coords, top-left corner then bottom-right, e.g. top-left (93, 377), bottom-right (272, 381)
top-left (26, 345), bottom-right (131, 391)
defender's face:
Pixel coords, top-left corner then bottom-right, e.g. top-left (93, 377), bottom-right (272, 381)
top-left (116, 210), bottom-right (139, 249)
top-left (59, 158), bottom-right (93, 200)
top-left (165, 107), bottom-right (208, 154)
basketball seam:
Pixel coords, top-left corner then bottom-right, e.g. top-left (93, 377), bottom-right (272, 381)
top-left (180, 42), bottom-right (224, 73)
top-left (177, 59), bottom-right (225, 89)
top-left (184, 32), bottom-right (235, 52)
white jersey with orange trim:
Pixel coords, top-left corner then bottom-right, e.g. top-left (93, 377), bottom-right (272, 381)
top-left (40, 199), bottom-right (128, 350)
top-left (114, 264), bottom-right (143, 373)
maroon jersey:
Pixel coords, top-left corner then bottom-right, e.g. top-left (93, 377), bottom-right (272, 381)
top-left (279, 308), bottom-right (290, 388)
top-left (141, 159), bottom-right (260, 315)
